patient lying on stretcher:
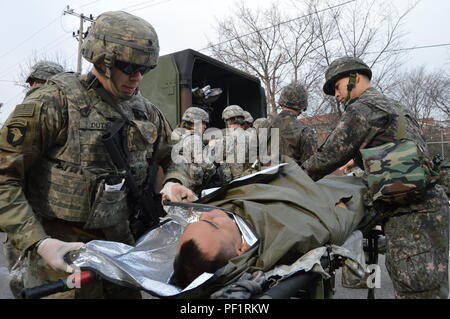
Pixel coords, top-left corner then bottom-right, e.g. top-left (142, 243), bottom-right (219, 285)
top-left (173, 199), bottom-right (350, 288)
top-left (164, 162), bottom-right (368, 289)
top-left (68, 162), bottom-right (370, 297)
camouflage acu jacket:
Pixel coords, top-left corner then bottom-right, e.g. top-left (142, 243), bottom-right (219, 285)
top-left (269, 110), bottom-right (317, 166)
top-left (164, 128), bottom-right (254, 194)
top-left (0, 72), bottom-right (172, 252)
top-left (165, 129), bottom-right (218, 194)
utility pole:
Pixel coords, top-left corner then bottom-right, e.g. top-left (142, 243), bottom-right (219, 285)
top-left (63, 6), bottom-right (94, 73)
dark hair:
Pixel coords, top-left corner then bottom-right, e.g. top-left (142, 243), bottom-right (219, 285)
top-left (172, 239), bottom-right (237, 289)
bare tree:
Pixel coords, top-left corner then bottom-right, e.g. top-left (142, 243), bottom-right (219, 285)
top-left (303, 0), bottom-right (417, 120)
top-left (206, 2), bottom-right (293, 113)
top-left (429, 74), bottom-right (450, 119)
top-left (388, 66), bottom-right (450, 122)
top-left (207, 0), bottom-right (418, 125)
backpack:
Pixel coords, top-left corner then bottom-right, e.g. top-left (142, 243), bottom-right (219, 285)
top-left (359, 111), bottom-right (439, 205)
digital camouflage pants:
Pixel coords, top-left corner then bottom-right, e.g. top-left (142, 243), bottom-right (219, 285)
top-left (384, 185), bottom-right (449, 299)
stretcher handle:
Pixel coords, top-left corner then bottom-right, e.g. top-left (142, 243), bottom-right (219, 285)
top-left (21, 271), bottom-right (94, 299)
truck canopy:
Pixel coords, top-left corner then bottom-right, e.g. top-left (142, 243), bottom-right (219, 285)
top-left (139, 48), bottom-right (267, 129)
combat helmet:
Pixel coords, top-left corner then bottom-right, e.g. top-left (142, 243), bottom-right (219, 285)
top-left (81, 11), bottom-right (159, 78)
top-left (182, 107), bottom-right (209, 124)
top-left (243, 111), bottom-right (254, 124)
top-left (253, 117), bottom-right (269, 129)
top-left (323, 56), bottom-right (372, 96)
top-left (26, 61), bottom-right (64, 83)
top-left (278, 82), bottom-right (309, 111)
top-left (222, 105), bottom-right (245, 121)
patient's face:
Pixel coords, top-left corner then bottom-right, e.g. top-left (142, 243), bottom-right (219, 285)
top-left (177, 209), bottom-right (243, 260)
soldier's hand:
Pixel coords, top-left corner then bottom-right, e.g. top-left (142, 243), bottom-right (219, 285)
top-left (339, 159), bottom-right (356, 175)
top-left (36, 238), bottom-right (84, 273)
top-left (160, 182), bottom-right (196, 203)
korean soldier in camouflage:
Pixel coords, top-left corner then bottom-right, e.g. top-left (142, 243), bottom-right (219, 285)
top-left (25, 61), bottom-right (64, 97)
top-left (302, 56), bottom-right (449, 299)
top-left (435, 158), bottom-right (450, 198)
top-left (269, 82), bottom-right (317, 166)
top-left (0, 11), bottom-right (173, 298)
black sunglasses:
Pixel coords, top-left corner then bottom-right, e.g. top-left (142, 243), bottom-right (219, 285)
top-left (114, 60), bottom-right (153, 75)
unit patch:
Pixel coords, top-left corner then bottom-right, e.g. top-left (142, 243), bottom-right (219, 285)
top-left (6, 120), bottom-right (27, 146)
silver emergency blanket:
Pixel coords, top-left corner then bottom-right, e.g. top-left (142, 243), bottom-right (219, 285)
top-left (69, 204), bottom-right (215, 297)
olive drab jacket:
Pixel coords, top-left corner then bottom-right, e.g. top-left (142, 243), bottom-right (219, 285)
top-left (269, 110), bottom-right (317, 166)
top-left (0, 72), bottom-right (172, 252)
top-left (180, 162), bottom-right (367, 298)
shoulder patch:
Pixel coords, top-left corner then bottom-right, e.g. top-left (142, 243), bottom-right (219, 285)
top-left (12, 102), bottom-right (41, 118)
top-left (6, 120), bottom-right (28, 147)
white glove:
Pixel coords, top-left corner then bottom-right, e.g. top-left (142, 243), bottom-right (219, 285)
top-left (160, 182), bottom-right (197, 203)
top-left (37, 238), bottom-right (85, 273)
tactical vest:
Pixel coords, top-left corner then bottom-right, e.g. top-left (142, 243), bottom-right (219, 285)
top-left (25, 73), bottom-right (158, 229)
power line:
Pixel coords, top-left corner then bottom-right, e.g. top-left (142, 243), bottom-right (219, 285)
top-left (126, 0), bottom-right (173, 13)
top-left (366, 43), bottom-right (450, 54)
top-left (78, 0), bottom-right (104, 9)
top-left (0, 32), bottom-right (69, 79)
top-left (119, 0), bottom-right (170, 12)
top-left (200, 0), bottom-right (357, 52)
top-left (0, 16), bottom-right (60, 60)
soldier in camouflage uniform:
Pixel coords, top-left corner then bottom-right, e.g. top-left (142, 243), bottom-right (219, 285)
top-left (25, 61), bottom-right (64, 97)
top-left (434, 156), bottom-right (450, 198)
top-left (242, 111), bottom-right (254, 130)
top-left (439, 161), bottom-right (450, 197)
top-left (269, 82), bottom-right (317, 166)
top-left (161, 106), bottom-right (252, 200)
top-left (253, 117), bottom-right (269, 130)
top-left (302, 56), bottom-right (449, 299)
top-left (164, 107), bottom-right (220, 195)
top-left (220, 105), bottom-right (253, 180)
top-left (0, 11), bottom-right (172, 298)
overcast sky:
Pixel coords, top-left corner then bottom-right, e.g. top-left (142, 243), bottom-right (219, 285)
top-left (0, 0), bottom-right (449, 123)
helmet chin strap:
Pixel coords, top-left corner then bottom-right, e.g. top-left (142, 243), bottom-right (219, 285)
top-left (345, 73), bottom-right (357, 102)
top-left (335, 73), bottom-right (357, 111)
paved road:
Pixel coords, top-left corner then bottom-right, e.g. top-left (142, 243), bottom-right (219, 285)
top-left (1, 231), bottom-right (393, 299)
top-left (333, 254), bottom-right (394, 299)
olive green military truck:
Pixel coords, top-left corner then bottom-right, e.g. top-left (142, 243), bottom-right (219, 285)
top-left (139, 48), bottom-right (267, 129)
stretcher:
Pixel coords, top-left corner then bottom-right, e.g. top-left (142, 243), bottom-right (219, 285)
top-left (21, 164), bottom-right (383, 299)
top-left (21, 202), bottom-right (382, 299)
